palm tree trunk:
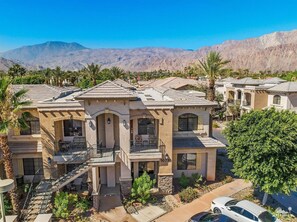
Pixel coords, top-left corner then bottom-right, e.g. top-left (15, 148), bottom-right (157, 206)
top-left (0, 134), bottom-right (20, 215)
top-left (208, 78), bottom-right (215, 101)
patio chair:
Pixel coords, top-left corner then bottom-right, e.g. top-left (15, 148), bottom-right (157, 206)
top-left (135, 135), bottom-right (142, 147)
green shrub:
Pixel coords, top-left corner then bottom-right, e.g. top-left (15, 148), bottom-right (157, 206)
top-left (0, 195), bottom-right (12, 217)
top-left (179, 187), bottom-right (199, 203)
top-left (53, 192), bottom-right (79, 219)
top-left (223, 176), bottom-right (233, 184)
top-left (131, 171), bottom-right (156, 204)
top-left (191, 173), bottom-right (203, 188)
top-left (179, 172), bottom-right (190, 188)
top-left (76, 197), bottom-right (90, 212)
top-left (53, 192), bottom-right (71, 219)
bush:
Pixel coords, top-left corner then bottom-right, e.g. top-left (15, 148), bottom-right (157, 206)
top-left (179, 187), bottom-right (199, 203)
top-left (131, 171), bottom-right (156, 204)
top-left (223, 176), bottom-right (233, 184)
top-left (179, 172), bottom-right (190, 188)
top-left (53, 192), bottom-right (80, 219)
top-left (53, 192), bottom-right (71, 219)
top-left (76, 197), bottom-right (90, 212)
top-left (191, 173), bottom-right (203, 188)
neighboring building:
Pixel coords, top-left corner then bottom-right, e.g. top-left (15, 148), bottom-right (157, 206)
top-left (141, 77), bottom-right (206, 91)
top-left (1, 80), bottom-right (225, 217)
top-left (266, 82), bottom-right (297, 112)
top-left (215, 77), bottom-right (236, 101)
top-left (220, 77), bottom-right (287, 113)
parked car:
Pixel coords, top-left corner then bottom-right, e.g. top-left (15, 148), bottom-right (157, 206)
top-left (188, 212), bottom-right (237, 222)
top-left (211, 197), bottom-right (281, 222)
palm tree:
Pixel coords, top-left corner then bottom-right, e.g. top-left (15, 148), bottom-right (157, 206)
top-left (53, 66), bottom-right (64, 87)
top-left (0, 78), bottom-right (31, 214)
top-left (110, 66), bottom-right (125, 80)
top-left (84, 63), bottom-right (102, 86)
top-left (198, 51), bottom-right (230, 101)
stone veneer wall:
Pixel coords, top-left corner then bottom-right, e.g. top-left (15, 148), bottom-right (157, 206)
top-left (120, 179), bottom-right (132, 196)
top-left (158, 174), bottom-right (173, 194)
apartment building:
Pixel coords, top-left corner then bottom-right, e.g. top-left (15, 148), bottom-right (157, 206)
top-left (1, 80), bottom-right (225, 216)
top-left (216, 77), bottom-right (293, 113)
top-left (266, 82), bottom-right (297, 111)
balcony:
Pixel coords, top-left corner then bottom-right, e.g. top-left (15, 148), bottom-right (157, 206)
top-left (88, 144), bottom-right (119, 166)
top-left (129, 137), bottom-right (164, 160)
top-left (53, 137), bottom-right (88, 163)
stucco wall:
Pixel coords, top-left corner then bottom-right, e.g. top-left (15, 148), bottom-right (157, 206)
top-left (39, 110), bottom-right (85, 179)
top-left (173, 107), bottom-right (210, 136)
top-left (253, 90), bottom-right (268, 110)
top-left (172, 148), bottom-right (216, 180)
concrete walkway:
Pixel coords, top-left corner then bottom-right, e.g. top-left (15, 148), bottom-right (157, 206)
top-left (131, 205), bottom-right (166, 222)
top-left (155, 179), bottom-right (252, 222)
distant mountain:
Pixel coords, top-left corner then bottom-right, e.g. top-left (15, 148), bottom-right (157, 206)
top-left (2, 30), bottom-right (297, 72)
top-left (1, 41), bottom-right (87, 65)
top-left (0, 57), bottom-right (16, 71)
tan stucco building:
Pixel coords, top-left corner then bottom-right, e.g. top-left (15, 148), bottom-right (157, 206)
top-left (1, 80), bottom-right (225, 217)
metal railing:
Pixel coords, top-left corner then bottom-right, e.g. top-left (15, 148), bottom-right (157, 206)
top-left (20, 144), bottom-right (95, 221)
top-left (130, 138), bottom-right (164, 153)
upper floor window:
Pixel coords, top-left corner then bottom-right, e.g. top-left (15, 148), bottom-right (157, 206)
top-left (178, 113), bottom-right (198, 131)
top-left (63, 120), bottom-right (83, 137)
top-left (20, 117), bottom-right (40, 135)
top-left (273, 95), bottom-right (281, 105)
top-left (138, 118), bottom-right (155, 135)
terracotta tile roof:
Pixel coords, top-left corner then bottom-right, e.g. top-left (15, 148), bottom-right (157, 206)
top-left (141, 77), bottom-right (201, 89)
top-left (268, 82), bottom-right (297, 92)
top-left (11, 84), bottom-right (79, 107)
top-left (75, 80), bottom-right (137, 99)
top-left (113, 79), bottom-right (136, 89)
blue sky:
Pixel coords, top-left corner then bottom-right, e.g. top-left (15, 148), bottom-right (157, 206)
top-left (0, 0), bottom-right (297, 51)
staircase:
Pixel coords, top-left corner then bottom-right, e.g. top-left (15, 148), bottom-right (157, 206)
top-left (21, 148), bottom-right (93, 222)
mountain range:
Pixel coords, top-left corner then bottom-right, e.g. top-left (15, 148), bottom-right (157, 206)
top-left (2, 30), bottom-right (297, 72)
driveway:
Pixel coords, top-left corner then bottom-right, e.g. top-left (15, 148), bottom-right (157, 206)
top-left (155, 179), bottom-right (252, 222)
top-left (272, 192), bottom-right (297, 215)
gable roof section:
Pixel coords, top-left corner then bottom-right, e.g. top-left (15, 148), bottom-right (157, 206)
top-left (142, 77), bottom-right (201, 89)
top-left (12, 84), bottom-right (79, 107)
top-left (267, 82), bottom-right (297, 93)
top-left (113, 79), bottom-right (136, 89)
top-left (75, 80), bottom-right (137, 99)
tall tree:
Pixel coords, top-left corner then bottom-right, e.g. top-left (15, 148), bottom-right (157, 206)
top-left (53, 66), bottom-right (64, 87)
top-left (0, 78), bottom-right (31, 214)
top-left (198, 51), bottom-right (230, 101)
top-left (224, 108), bottom-right (297, 205)
top-left (110, 66), bottom-right (125, 79)
top-left (8, 64), bottom-right (26, 79)
top-left (83, 63), bottom-right (102, 86)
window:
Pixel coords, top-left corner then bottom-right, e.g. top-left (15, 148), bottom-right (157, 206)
top-left (230, 206), bottom-right (243, 214)
top-left (23, 158), bottom-right (43, 175)
top-left (178, 114), bottom-right (198, 131)
top-left (138, 118), bottom-right (155, 135)
top-left (20, 117), bottom-right (40, 135)
top-left (177, 153), bottom-right (196, 170)
top-left (273, 95), bottom-right (281, 105)
top-left (63, 120), bottom-right (83, 137)
top-left (242, 210), bottom-right (257, 221)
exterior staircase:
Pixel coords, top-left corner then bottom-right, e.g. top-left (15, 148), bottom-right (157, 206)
top-left (21, 148), bottom-right (93, 221)
top-left (21, 145), bottom-right (127, 221)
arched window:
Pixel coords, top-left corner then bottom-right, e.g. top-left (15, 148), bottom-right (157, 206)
top-left (178, 114), bottom-right (198, 131)
top-left (273, 95), bottom-right (281, 105)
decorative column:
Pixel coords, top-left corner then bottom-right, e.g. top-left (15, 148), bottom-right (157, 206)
top-left (0, 178), bottom-right (15, 222)
top-left (92, 167), bottom-right (100, 211)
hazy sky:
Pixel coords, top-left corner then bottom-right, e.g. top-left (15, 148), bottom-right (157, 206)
top-left (1, 0), bottom-right (297, 51)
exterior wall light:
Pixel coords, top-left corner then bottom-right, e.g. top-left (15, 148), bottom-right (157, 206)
top-left (123, 119), bottom-right (127, 126)
top-left (107, 118), bottom-right (111, 124)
